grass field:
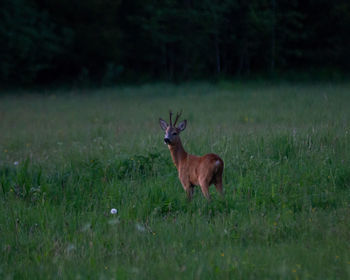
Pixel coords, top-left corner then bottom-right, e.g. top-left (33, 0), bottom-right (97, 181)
top-left (1, 82), bottom-right (350, 279)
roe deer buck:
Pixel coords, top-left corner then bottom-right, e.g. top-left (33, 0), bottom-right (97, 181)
top-left (159, 111), bottom-right (224, 200)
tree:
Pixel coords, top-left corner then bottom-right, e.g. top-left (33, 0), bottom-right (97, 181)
top-left (0, 0), bottom-right (70, 84)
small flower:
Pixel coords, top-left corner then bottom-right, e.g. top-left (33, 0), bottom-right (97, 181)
top-left (110, 208), bottom-right (118, 214)
top-left (14, 161), bottom-right (19, 166)
top-left (220, 252), bottom-right (224, 257)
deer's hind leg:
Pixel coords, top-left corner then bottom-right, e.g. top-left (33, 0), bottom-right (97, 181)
top-left (213, 163), bottom-right (224, 196)
top-left (199, 178), bottom-right (211, 201)
top-left (214, 177), bottom-right (224, 196)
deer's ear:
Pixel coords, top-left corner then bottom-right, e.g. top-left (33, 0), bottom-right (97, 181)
top-left (159, 118), bottom-right (168, 131)
top-left (178, 120), bottom-right (187, 131)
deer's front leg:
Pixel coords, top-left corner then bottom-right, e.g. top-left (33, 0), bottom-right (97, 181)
top-left (186, 185), bottom-right (194, 201)
top-left (180, 178), bottom-right (194, 201)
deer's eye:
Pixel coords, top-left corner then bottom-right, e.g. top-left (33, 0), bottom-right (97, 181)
top-left (172, 132), bottom-right (177, 136)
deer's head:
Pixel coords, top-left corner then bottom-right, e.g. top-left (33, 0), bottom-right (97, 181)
top-left (159, 111), bottom-right (187, 145)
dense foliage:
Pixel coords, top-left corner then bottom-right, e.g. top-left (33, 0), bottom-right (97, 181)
top-left (1, 0), bottom-right (349, 84)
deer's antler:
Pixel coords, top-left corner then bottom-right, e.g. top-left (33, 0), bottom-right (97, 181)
top-left (169, 110), bottom-right (173, 126)
top-left (173, 110), bottom-right (182, 126)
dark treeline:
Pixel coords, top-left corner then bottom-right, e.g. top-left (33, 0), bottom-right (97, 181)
top-left (1, 0), bottom-right (349, 85)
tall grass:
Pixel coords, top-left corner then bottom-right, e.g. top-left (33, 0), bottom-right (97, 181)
top-left (1, 82), bottom-right (350, 279)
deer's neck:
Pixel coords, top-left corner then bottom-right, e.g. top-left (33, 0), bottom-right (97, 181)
top-left (168, 139), bottom-right (187, 170)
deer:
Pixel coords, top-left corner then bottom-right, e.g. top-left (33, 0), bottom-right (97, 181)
top-left (159, 111), bottom-right (224, 200)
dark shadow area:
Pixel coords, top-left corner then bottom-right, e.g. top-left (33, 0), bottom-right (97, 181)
top-left (1, 0), bottom-right (350, 87)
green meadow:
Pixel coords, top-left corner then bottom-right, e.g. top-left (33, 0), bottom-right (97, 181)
top-left (1, 82), bottom-right (350, 279)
